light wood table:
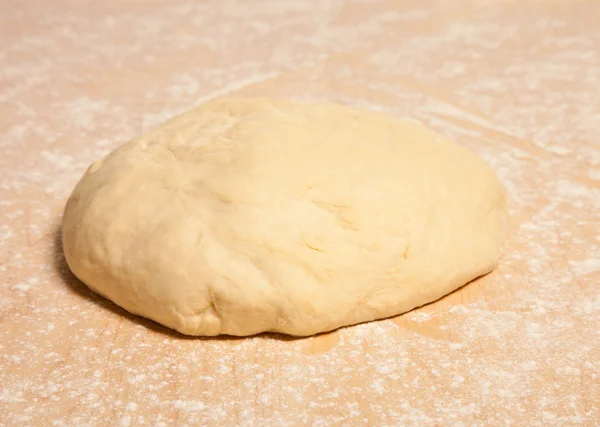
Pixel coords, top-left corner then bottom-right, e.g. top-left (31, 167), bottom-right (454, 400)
top-left (2, 0), bottom-right (599, 425)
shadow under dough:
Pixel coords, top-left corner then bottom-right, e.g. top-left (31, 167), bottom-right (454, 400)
top-left (54, 220), bottom-right (493, 343)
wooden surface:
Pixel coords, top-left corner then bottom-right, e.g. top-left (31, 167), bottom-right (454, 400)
top-left (1, 0), bottom-right (599, 425)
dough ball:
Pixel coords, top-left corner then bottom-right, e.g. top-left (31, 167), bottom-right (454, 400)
top-left (62, 99), bottom-right (508, 336)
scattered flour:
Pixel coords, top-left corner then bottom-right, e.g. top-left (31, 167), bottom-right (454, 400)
top-left (1, 0), bottom-right (598, 426)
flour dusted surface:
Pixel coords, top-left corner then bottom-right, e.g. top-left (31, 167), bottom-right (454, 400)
top-left (1, 0), bottom-right (599, 425)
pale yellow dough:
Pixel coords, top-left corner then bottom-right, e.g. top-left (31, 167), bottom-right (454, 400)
top-left (62, 99), bottom-right (508, 337)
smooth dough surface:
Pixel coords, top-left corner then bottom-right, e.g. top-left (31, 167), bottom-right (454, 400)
top-left (62, 98), bottom-right (508, 337)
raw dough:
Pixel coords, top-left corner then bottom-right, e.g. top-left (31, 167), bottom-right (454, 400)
top-left (62, 99), bottom-right (508, 337)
